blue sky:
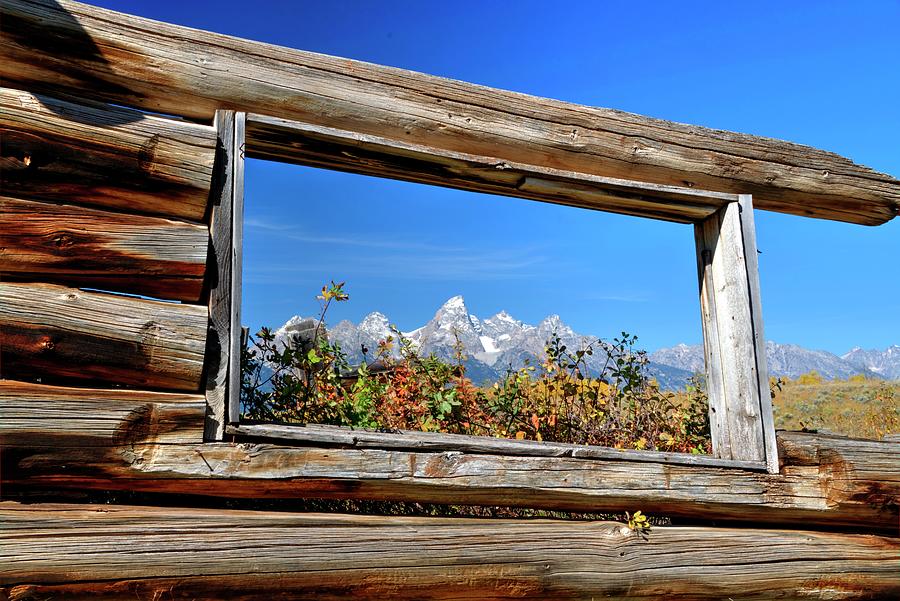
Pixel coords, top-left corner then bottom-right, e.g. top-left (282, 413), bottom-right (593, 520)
top-left (99, 1), bottom-right (899, 353)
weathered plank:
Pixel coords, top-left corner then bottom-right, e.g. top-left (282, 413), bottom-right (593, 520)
top-left (0, 380), bottom-right (205, 446)
top-left (0, 196), bottom-right (208, 302)
top-left (695, 202), bottom-right (766, 463)
top-left (0, 282), bottom-right (207, 391)
top-left (2, 1), bottom-right (897, 225)
top-left (0, 86), bottom-right (215, 220)
top-left (228, 113), bottom-right (246, 425)
top-left (738, 195), bottom-right (779, 473)
top-left (246, 115), bottom-right (734, 223)
top-left (227, 422), bottom-right (765, 470)
top-left (1, 503), bottom-right (897, 600)
top-left (204, 111), bottom-right (245, 440)
top-left (3, 432), bottom-right (897, 532)
top-left (695, 222), bottom-right (729, 458)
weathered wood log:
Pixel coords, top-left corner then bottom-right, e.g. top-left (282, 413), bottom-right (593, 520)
top-left (226, 422), bottom-right (765, 470)
top-left (2, 1), bottom-right (897, 225)
top-left (204, 110), bottom-right (245, 439)
top-left (0, 282), bottom-right (207, 391)
top-left (0, 380), bottom-right (205, 447)
top-left (0, 196), bottom-right (208, 302)
top-left (246, 115), bottom-right (736, 223)
top-left (0, 86), bottom-right (215, 220)
top-left (3, 430), bottom-right (897, 532)
top-left (1, 502), bottom-right (897, 600)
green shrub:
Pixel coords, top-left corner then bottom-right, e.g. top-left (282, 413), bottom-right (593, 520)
top-left (242, 282), bottom-right (712, 454)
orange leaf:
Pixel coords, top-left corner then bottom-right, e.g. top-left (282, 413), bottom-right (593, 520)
top-left (530, 414), bottom-right (540, 430)
top-left (515, 431), bottom-right (526, 440)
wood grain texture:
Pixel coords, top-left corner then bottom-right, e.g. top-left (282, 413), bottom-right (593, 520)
top-left (3, 431), bottom-right (897, 532)
top-left (203, 111), bottom-right (239, 440)
top-left (227, 113), bottom-right (246, 425)
top-left (227, 422), bottom-right (765, 470)
top-left (0, 380), bottom-right (205, 446)
top-left (2, 0), bottom-right (897, 225)
top-left (0, 196), bottom-right (208, 302)
top-left (0, 282), bottom-right (207, 391)
top-left (695, 203), bottom-right (766, 462)
top-left (737, 195), bottom-right (779, 473)
top-left (0, 87), bottom-right (216, 220)
top-left (246, 115), bottom-right (734, 223)
top-left (1, 502), bottom-right (897, 600)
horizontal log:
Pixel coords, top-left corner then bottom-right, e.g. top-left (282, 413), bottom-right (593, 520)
top-left (1, 502), bottom-right (897, 600)
top-left (227, 422), bottom-right (765, 470)
top-left (0, 86), bottom-right (215, 220)
top-left (0, 282), bottom-right (207, 391)
top-left (0, 196), bottom-right (208, 301)
top-left (0, 380), bottom-right (205, 447)
top-left (3, 430), bottom-right (897, 532)
top-left (2, 1), bottom-right (898, 225)
top-left (246, 115), bottom-right (736, 223)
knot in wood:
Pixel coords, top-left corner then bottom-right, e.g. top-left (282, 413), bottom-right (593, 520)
top-left (137, 133), bottom-right (160, 173)
top-left (52, 232), bottom-right (75, 249)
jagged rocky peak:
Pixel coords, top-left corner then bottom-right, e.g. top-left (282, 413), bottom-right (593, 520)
top-left (270, 298), bottom-right (898, 387)
top-left (481, 309), bottom-right (529, 341)
top-left (651, 340), bottom-right (899, 381)
top-left (359, 311), bottom-right (391, 335)
top-left (842, 345), bottom-right (900, 380)
top-left (434, 295), bottom-right (469, 320)
top-left (488, 310), bottom-right (519, 324)
top-left (537, 314), bottom-right (574, 337)
top-left (649, 342), bottom-right (706, 374)
top-left (277, 314), bottom-right (309, 332)
top-left (414, 295), bottom-right (483, 357)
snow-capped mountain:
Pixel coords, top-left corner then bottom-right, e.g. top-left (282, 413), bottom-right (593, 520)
top-left (648, 343), bottom-right (706, 374)
top-left (273, 296), bottom-right (691, 388)
top-left (650, 341), bottom-right (897, 381)
top-left (405, 295), bottom-right (484, 362)
top-left (271, 296), bottom-right (896, 388)
top-left (842, 345), bottom-right (900, 380)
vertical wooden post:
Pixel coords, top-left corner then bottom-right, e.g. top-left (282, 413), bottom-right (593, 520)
top-left (736, 195), bottom-right (778, 473)
top-left (204, 110), bottom-right (246, 440)
top-left (695, 197), bottom-right (777, 471)
top-left (228, 113), bottom-right (246, 425)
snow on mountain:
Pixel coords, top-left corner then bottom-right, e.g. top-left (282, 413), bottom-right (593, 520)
top-left (764, 341), bottom-right (868, 380)
top-left (842, 345), bottom-right (900, 380)
top-left (413, 295), bottom-right (485, 361)
top-left (270, 296), bottom-right (896, 388)
top-left (651, 341), bottom-right (895, 381)
top-left (649, 343), bottom-right (706, 374)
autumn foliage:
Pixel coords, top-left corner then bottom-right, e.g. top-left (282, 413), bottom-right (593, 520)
top-left (241, 282), bottom-right (712, 454)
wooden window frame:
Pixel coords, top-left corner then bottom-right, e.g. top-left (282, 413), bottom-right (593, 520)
top-left (207, 110), bottom-right (778, 474)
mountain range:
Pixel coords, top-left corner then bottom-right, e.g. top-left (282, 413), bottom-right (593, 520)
top-left (272, 296), bottom-right (900, 388)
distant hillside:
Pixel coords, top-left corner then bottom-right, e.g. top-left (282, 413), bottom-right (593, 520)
top-left (842, 345), bottom-right (900, 380)
top-left (651, 342), bottom-right (897, 381)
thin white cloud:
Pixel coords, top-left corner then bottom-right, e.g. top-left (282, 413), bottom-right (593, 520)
top-left (245, 217), bottom-right (466, 252)
top-left (245, 247), bottom-right (548, 282)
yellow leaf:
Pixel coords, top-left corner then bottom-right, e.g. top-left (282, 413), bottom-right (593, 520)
top-left (515, 431), bottom-right (526, 440)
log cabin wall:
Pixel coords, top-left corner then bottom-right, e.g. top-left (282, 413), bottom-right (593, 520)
top-left (1, 1), bottom-right (899, 598)
top-left (1, 86), bottom-right (216, 453)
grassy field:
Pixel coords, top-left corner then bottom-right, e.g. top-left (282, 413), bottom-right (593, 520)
top-left (770, 376), bottom-right (900, 440)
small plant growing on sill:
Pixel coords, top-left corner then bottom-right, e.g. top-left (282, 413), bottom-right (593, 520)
top-left (626, 510), bottom-right (652, 540)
